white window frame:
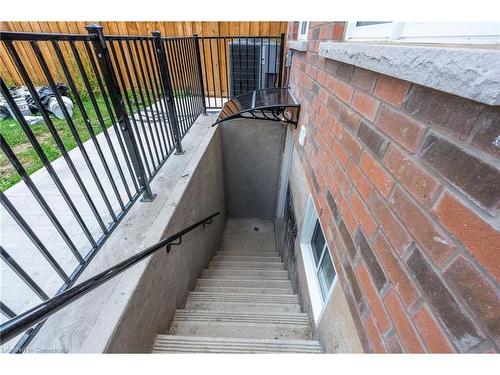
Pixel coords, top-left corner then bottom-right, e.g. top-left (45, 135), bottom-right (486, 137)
top-left (300, 197), bottom-right (338, 323)
top-left (345, 22), bottom-right (500, 44)
top-left (298, 21), bottom-right (309, 40)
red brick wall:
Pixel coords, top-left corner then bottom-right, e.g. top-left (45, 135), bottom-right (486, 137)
top-left (287, 21), bottom-right (500, 353)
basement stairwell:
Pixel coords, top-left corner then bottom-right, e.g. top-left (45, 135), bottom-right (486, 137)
top-left (152, 218), bottom-right (323, 353)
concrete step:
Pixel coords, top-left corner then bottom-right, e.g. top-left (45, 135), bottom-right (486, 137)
top-left (196, 278), bottom-right (293, 289)
top-left (168, 321), bottom-right (310, 340)
top-left (214, 255), bottom-right (282, 263)
top-left (169, 311), bottom-right (310, 339)
top-left (187, 292), bottom-right (299, 304)
top-left (216, 250), bottom-right (279, 257)
top-left (209, 261), bottom-right (284, 270)
top-left (195, 286), bottom-right (293, 295)
top-left (152, 217), bottom-right (321, 353)
top-left (173, 309), bottom-right (309, 324)
top-left (202, 269), bottom-right (289, 280)
top-left (152, 335), bottom-right (323, 353)
top-left (184, 300), bottom-right (301, 313)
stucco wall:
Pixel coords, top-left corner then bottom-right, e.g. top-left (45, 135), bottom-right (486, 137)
top-left (221, 119), bottom-right (286, 219)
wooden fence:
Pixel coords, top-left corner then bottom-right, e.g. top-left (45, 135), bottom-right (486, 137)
top-left (0, 21), bottom-right (288, 88)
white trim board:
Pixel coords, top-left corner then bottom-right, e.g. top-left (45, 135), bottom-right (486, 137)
top-left (345, 22), bottom-right (500, 44)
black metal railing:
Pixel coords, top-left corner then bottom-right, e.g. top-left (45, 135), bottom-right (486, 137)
top-left (0, 212), bottom-right (220, 346)
top-left (0, 26), bottom-right (285, 352)
top-left (163, 37), bottom-right (206, 136)
top-left (0, 26), bottom-right (206, 352)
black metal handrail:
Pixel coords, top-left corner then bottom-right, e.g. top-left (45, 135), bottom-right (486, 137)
top-left (0, 212), bottom-right (220, 345)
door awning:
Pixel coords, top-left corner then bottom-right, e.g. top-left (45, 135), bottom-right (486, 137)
top-left (212, 88), bottom-right (300, 127)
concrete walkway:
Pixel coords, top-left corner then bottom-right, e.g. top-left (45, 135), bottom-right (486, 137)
top-left (0, 107), bottom-right (187, 323)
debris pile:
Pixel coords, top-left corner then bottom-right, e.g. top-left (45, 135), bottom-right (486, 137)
top-left (0, 84), bottom-right (73, 125)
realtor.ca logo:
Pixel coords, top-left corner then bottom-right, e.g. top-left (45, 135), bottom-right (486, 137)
top-left (2, 347), bottom-right (65, 353)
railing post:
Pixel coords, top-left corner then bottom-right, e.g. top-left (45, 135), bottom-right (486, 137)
top-left (86, 24), bottom-right (156, 202)
top-left (152, 31), bottom-right (184, 154)
top-left (193, 34), bottom-right (207, 115)
top-left (277, 32), bottom-right (286, 88)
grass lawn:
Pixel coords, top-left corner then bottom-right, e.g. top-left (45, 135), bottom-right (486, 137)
top-left (0, 86), bottom-right (188, 192)
top-left (0, 94), bottom-right (113, 191)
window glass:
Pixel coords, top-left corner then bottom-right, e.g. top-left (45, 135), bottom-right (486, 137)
top-left (300, 198), bottom-right (339, 320)
top-left (300, 22), bottom-right (308, 35)
top-left (298, 21), bottom-right (309, 40)
top-left (311, 221), bottom-right (325, 265)
top-left (317, 250), bottom-right (336, 299)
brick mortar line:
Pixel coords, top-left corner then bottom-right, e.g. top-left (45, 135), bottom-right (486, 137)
top-left (377, 132), bottom-right (498, 228)
top-left (306, 121), bottom-right (495, 352)
top-left (316, 61), bottom-right (492, 168)
top-left (439, 254), bottom-right (500, 352)
top-left (371, 144), bottom-right (499, 275)
top-left (328, 198), bottom-right (397, 344)
top-left (371, 89), bottom-right (385, 129)
top-left (361, 312), bottom-right (385, 353)
top-left (464, 105), bottom-right (488, 144)
top-left (422, 156), bottom-right (499, 228)
top-left (292, 39), bottom-right (498, 354)
top-left (403, 235), bottom-right (496, 352)
top-left (394, 246), bottom-right (461, 353)
top-left (428, 184), bottom-right (446, 211)
top-left (439, 236), bottom-right (500, 296)
top-left (384, 179), bottom-right (461, 268)
top-left (296, 58), bottom-right (484, 244)
top-left (382, 326), bottom-right (397, 342)
top-left (374, 228), bottom-right (422, 311)
top-left (402, 251), bottom-right (461, 353)
top-left (386, 282), bottom-right (429, 353)
top-left (302, 140), bottom-right (432, 353)
top-left (407, 296), bottom-right (425, 318)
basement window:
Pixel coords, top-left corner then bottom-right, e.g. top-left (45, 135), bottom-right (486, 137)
top-left (345, 22), bottom-right (500, 44)
top-left (300, 197), bottom-right (337, 322)
top-left (298, 21), bottom-right (309, 40)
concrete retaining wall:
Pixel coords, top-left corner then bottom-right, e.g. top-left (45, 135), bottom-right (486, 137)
top-left (24, 115), bottom-right (225, 353)
top-left (106, 125), bottom-right (226, 352)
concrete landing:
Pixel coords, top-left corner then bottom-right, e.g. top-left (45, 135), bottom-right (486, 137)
top-left (220, 217), bottom-right (277, 253)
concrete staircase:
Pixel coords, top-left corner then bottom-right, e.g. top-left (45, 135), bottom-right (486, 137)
top-left (152, 218), bottom-right (323, 353)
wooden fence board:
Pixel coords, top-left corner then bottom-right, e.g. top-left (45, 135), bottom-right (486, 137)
top-left (1, 21), bottom-right (287, 94)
